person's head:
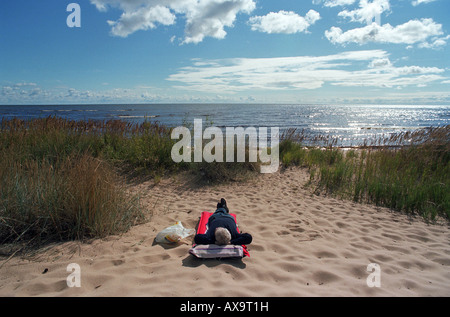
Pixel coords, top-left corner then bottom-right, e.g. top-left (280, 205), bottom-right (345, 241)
top-left (215, 227), bottom-right (231, 245)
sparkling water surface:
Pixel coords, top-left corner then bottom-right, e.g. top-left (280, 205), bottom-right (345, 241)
top-left (1, 104), bottom-right (448, 146)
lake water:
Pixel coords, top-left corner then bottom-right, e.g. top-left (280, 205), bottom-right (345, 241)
top-left (1, 103), bottom-right (448, 146)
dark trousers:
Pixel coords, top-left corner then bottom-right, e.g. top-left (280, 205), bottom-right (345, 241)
top-left (194, 233), bottom-right (252, 245)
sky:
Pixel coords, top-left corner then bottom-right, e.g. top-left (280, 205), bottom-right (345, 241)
top-left (0, 0), bottom-right (449, 105)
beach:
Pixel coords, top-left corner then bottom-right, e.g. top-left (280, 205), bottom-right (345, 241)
top-left (0, 166), bottom-right (448, 297)
top-left (2, 0), bottom-right (450, 300)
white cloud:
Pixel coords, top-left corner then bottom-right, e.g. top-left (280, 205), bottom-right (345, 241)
top-left (369, 57), bottom-right (391, 68)
top-left (1, 83), bottom-right (46, 101)
top-left (338, 0), bottom-right (390, 25)
top-left (418, 35), bottom-right (450, 49)
top-left (324, 0), bottom-right (358, 7)
top-left (107, 5), bottom-right (176, 37)
top-left (249, 10), bottom-right (320, 34)
top-left (312, 0), bottom-right (357, 6)
top-left (2, 77), bottom-right (449, 105)
top-left (321, 0), bottom-right (448, 49)
top-left (325, 18), bottom-right (444, 46)
top-left (181, 0), bottom-right (256, 44)
top-left (90, 0), bottom-right (256, 43)
top-left (167, 50), bottom-right (447, 93)
top-left (412, 0), bottom-right (437, 6)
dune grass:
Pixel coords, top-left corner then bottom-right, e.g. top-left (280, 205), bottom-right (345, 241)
top-left (0, 116), bottom-right (259, 246)
top-left (1, 116), bottom-right (447, 248)
top-left (279, 126), bottom-right (450, 220)
top-left (0, 117), bottom-right (152, 245)
top-left (0, 152), bottom-right (143, 243)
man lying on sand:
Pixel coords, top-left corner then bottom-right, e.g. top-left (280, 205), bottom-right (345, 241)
top-left (194, 198), bottom-right (252, 246)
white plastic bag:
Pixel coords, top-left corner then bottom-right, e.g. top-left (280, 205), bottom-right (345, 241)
top-left (155, 221), bottom-right (195, 244)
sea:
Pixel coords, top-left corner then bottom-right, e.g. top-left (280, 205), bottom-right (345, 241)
top-left (0, 104), bottom-right (449, 147)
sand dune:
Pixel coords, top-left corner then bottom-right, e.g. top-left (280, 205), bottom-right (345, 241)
top-left (0, 167), bottom-right (449, 297)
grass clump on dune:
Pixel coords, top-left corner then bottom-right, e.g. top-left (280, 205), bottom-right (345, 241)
top-left (0, 116), bottom-right (260, 246)
top-left (0, 117), bottom-right (172, 245)
top-left (0, 152), bottom-right (142, 244)
top-left (279, 126), bottom-right (450, 220)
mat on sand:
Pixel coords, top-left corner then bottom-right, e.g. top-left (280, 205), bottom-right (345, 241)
top-left (189, 211), bottom-right (250, 259)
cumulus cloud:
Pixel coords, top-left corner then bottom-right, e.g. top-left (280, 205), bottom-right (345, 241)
top-left (0, 82), bottom-right (172, 104)
top-left (167, 50), bottom-right (446, 93)
top-left (369, 57), bottom-right (391, 68)
top-left (107, 5), bottom-right (176, 37)
top-left (326, 18), bottom-right (444, 46)
top-left (1, 82), bottom-right (46, 102)
top-left (320, 0), bottom-right (448, 49)
top-left (90, 0), bottom-right (256, 43)
top-left (249, 10), bottom-right (320, 34)
top-left (182, 0), bottom-right (256, 44)
top-left (338, 0), bottom-right (390, 25)
top-left (418, 35), bottom-right (450, 49)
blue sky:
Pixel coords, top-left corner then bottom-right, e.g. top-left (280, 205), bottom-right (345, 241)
top-left (1, 0), bottom-right (449, 105)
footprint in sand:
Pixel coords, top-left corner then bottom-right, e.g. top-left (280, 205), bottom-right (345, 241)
top-left (314, 251), bottom-right (338, 259)
top-left (249, 243), bottom-right (265, 252)
top-left (112, 259), bottom-right (125, 266)
top-left (141, 254), bottom-right (170, 263)
top-left (312, 270), bottom-right (340, 285)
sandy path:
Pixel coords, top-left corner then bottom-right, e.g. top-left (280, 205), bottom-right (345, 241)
top-left (1, 167), bottom-right (449, 297)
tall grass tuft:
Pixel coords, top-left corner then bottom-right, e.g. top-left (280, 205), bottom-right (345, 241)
top-left (0, 152), bottom-right (143, 243)
top-left (189, 151), bottom-right (260, 184)
top-left (279, 126), bottom-right (450, 220)
top-left (0, 116), bottom-right (262, 246)
top-left (0, 117), bottom-right (170, 245)
top-left (179, 121), bottom-right (261, 184)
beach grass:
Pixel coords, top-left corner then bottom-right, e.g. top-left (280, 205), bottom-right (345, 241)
top-left (1, 116), bottom-right (448, 248)
top-left (0, 118), bottom-right (150, 245)
top-left (0, 152), bottom-right (143, 243)
top-left (279, 126), bottom-right (450, 220)
top-left (0, 116), bottom-right (258, 245)
top-left (0, 117), bottom-right (173, 245)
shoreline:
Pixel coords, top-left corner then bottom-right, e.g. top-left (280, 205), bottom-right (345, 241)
top-left (1, 167), bottom-right (448, 297)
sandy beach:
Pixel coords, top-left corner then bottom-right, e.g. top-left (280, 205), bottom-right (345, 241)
top-left (0, 167), bottom-right (449, 297)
